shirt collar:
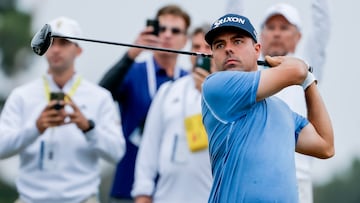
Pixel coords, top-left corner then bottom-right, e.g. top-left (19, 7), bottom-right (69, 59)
top-left (44, 72), bottom-right (79, 92)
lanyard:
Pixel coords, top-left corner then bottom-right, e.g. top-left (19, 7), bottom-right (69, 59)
top-left (40, 75), bottom-right (83, 170)
top-left (146, 56), bottom-right (181, 99)
top-left (42, 75), bottom-right (82, 102)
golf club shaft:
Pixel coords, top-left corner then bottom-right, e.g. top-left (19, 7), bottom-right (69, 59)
top-left (52, 34), bottom-right (272, 67)
top-left (52, 35), bottom-right (211, 58)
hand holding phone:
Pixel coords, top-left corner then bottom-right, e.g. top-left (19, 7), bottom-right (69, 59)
top-left (195, 56), bottom-right (211, 72)
top-left (50, 92), bottom-right (65, 110)
top-left (146, 19), bottom-right (159, 36)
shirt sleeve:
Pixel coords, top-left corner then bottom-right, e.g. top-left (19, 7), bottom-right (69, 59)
top-left (0, 90), bottom-right (40, 159)
top-left (202, 71), bottom-right (260, 122)
top-left (98, 52), bottom-right (135, 99)
top-left (131, 82), bottom-right (172, 197)
top-left (293, 112), bottom-right (309, 143)
top-left (83, 90), bottom-right (126, 164)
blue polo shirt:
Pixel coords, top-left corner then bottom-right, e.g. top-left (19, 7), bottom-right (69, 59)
top-left (111, 57), bottom-right (188, 198)
top-left (202, 71), bottom-right (308, 203)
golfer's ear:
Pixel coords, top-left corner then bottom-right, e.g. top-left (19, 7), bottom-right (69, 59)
top-left (255, 43), bottom-right (261, 59)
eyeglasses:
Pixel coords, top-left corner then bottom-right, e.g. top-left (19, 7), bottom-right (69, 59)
top-left (159, 26), bottom-right (185, 35)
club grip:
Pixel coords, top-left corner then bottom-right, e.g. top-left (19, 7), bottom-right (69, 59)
top-left (257, 60), bottom-right (270, 67)
top-left (257, 60), bottom-right (313, 72)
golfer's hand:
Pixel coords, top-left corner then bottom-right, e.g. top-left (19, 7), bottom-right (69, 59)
top-left (264, 55), bottom-right (284, 67)
top-left (266, 55), bottom-right (309, 86)
top-left (65, 97), bottom-right (90, 132)
top-left (36, 100), bottom-right (67, 134)
top-left (266, 55), bottom-right (308, 71)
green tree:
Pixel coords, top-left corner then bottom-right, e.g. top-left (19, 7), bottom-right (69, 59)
top-left (0, 1), bottom-right (32, 76)
top-left (0, 181), bottom-right (17, 203)
top-left (314, 158), bottom-right (360, 203)
top-left (0, 1), bottom-right (31, 200)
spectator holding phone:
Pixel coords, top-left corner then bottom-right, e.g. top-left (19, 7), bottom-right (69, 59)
top-left (132, 24), bottom-right (213, 203)
top-left (0, 16), bottom-right (125, 203)
top-left (99, 4), bottom-right (191, 203)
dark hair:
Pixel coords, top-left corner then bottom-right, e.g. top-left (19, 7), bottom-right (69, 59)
top-left (190, 23), bottom-right (211, 38)
top-left (156, 4), bottom-right (191, 32)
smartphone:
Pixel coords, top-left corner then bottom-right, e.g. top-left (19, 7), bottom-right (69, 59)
top-left (50, 92), bottom-right (65, 110)
top-left (195, 55), bottom-right (211, 72)
top-left (146, 19), bottom-right (159, 36)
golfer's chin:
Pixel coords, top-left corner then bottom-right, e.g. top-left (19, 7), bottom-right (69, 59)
top-left (224, 63), bottom-right (241, 71)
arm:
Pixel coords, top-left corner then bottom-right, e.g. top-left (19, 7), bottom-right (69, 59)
top-left (295, 83), bottom-right (334, 159)
top-left (135, 195), bottom-right (152, 203)
top-left (131, 82), bottom-right (172, 199)
top-left (98, 52), bottom-right (135, 99)
top-left (202, 56), bottom-right (307, 122)
top-left (256, 56), bottom-right (308, 101)
top-left (78, 91), bottom-right (126, 164)
top-left (0, 92), bottom-right (40, 159)
top-left (303, 0), bottom-right (331, 82)
top-left (99, 26), bottom-right (160, 98)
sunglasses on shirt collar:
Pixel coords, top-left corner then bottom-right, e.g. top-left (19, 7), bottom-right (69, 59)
top-left (159, 26), bottom-right (185, 35)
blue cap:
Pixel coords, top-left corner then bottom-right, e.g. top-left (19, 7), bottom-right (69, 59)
top-left (205, 14), bottom-right (257, 45)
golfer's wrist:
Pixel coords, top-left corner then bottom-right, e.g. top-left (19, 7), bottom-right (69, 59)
top-left (302, 72), bottom-right (316, 90)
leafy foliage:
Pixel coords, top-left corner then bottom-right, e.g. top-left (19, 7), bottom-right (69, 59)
top-left (0, 180), bottom-right (17, 203)
top-left (314, 158), bottom-right (360, 203)
top-left (0, 3), bottom-right (32, 76)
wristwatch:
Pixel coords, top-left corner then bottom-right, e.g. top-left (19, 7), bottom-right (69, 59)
top-left (83, 119), bottom-right (95, 133)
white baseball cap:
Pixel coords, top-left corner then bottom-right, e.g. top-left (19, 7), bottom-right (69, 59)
top-left (260, 3), bottom-right (302, 31)
top-left (48, 16), bottom-right (83, 45)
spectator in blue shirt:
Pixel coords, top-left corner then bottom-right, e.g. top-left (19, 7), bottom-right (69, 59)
top-left (99, 4), bottom-right (190, 203)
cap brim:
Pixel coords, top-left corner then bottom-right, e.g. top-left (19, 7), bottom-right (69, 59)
top-left (205, 26), bottom-right (256, 45)
top-left (51, 32), bottom-right (80, 46)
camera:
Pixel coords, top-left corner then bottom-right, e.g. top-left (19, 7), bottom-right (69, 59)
top-left (50, 92), bottom-right (65, 110)
top-left (146, 19), bottom-right (159, 36)
top-left (195, 55), bottom-right (211, 72)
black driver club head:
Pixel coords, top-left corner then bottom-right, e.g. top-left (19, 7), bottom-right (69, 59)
top-left (31, 24), bottom-right (53, 56)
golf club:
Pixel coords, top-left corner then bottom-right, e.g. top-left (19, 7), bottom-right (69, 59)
top-left (31, 24), bottom-right (273, 66)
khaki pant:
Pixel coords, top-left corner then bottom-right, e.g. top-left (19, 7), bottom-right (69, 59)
top-left (15, 195), bottom-right (99, 203)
